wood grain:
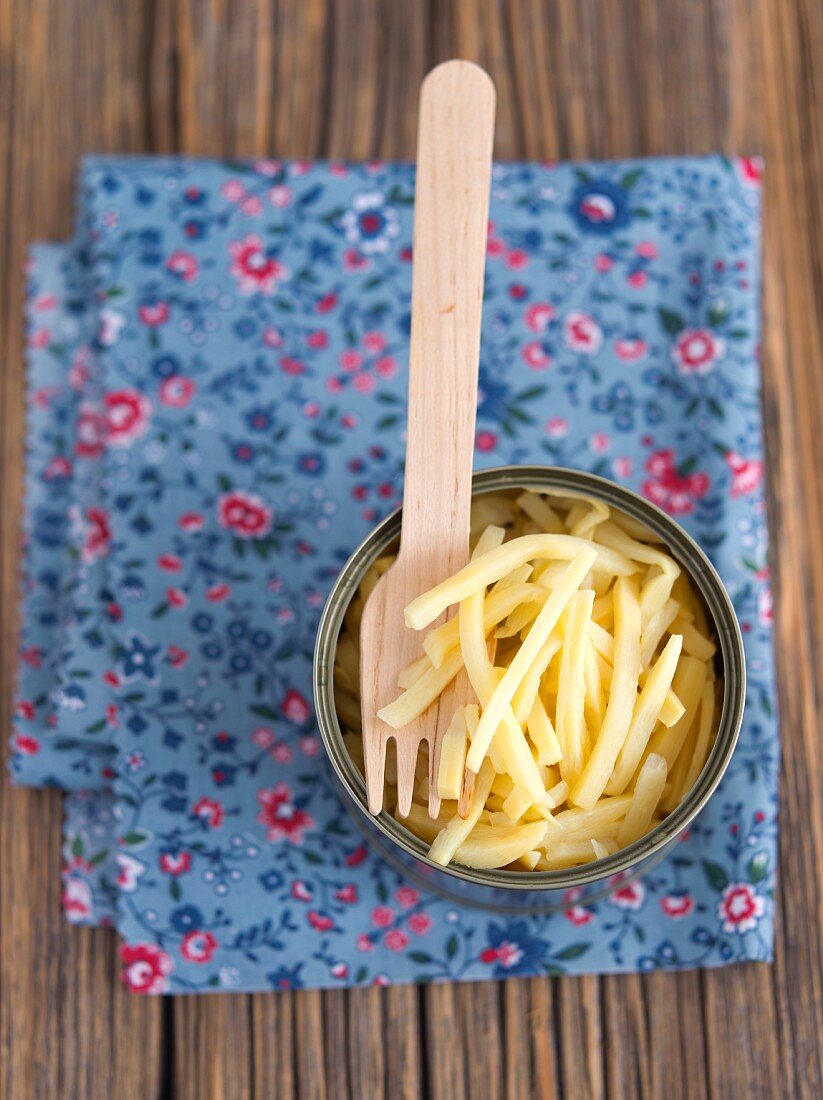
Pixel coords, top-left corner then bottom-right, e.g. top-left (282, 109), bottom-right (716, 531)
top-left (1, 1), bottom-right (822, 1098)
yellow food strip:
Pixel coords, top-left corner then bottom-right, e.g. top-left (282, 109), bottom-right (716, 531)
top-left (436, 707), bottom-right (469, 801)
top-left (556, 589), bottom-right (596, 785)
top-left (467, 547), bottom-right (598, 771)
top-left (568, 499), bottom-right (609, 538)
top-left (496, 600), bottom-right (542, 639)
top-left (657, 686), bottom-right (685, 727)
top-left (647, 655), bottom-right (707, 769)
top-left (671, 616), bottom-right (717, 661)
top-left (397, 654), bottom-right (433, 689)
top-left (607, 633), bottom-right (683, 794)
top-left (553, 793), bottom-right (632, 839)
top-left (405, 534), bottom-right (634, 631)
top-left (377, 647), bottom-right (464, 729)
top-left (423, 582), bottom-right (545, 668)
top-left (512, 634), bottom-right (562, 725)
top-left (616, 753), bottom-right (668, 847)
top-left (640, 598), bottom-right (680, 667)
top-left (590, 620), bottom-right (615, 663)
top-left (515, 490), bottom-right (565, 534)
top-left (570, 576), bottom-right (642, 809)
top-left (428, 761), bottom-right (495, 866)
top-left (526, 696), bottom-right (563, 766)
top-left (454, 820), bottom-right (549, 869)
top-left (401, 802), bottom-right (456, 844)
top-left (583, 641), bottom-right (605, 731)
top-left (666, 680), bottom-right (717, 812)
top-left (491, 562), bottom-right (534, 592)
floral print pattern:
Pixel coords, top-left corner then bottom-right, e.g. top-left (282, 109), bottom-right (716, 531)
top-left (13, 155), bottom-right (776, 992)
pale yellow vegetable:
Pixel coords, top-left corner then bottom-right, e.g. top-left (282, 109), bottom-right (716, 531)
top-left (640, 598), bottom-right (680, 667)
top-left (671, 616), bottom-right (717, 661)
top-left (512, 634), bottom-right (562, 725)
top-left (553, 794), bottom-right (632, 840)
top-left (428, 761), bottom-right (495, 866)
top-left (556, 589), bottom-right (596, 785)
top-left (664, 680), bottom-right (716, 812)
top-left (377, 647), bottom-right (464, 729)
top-left (570, 576), bottom-right (642, 809)
top-left (607, 633), bottom-right (683, 794)
top-left (468, 547), bottom-right (598, 771)
top-left (436, 707), bottom-right (469, 801)
top-left (422, 581), bottom-right (546, 668)
top-left (648, 655), bottom-right (707, 768)
top-left (526, 696), bottom-right (563, 766)
top-left (616, 753), bottom-right (668, 846)
top-left (454, 820), bottom-right (549, 869)
top-left (657, 687), bottom-right (685, 727)
top-left (515, 490), bottom-right (565, 534)
top-left (397, 653), bottom-right (433, 689)
top-left (404, 534), bottom-right (634, 631)
top-left (583, 641), bottom-right (605, 731)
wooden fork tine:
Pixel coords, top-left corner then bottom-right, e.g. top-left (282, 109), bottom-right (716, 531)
top-left (395, 733), bottom-right (422, 818)
top-left (364, 729), bottom-right (388, 816)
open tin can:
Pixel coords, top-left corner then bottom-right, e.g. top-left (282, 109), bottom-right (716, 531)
top-left (313, 466), bottom-right (745, 913)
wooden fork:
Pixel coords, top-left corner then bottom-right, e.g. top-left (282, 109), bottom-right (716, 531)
top-left (359, 60), bottom-right (496, 818)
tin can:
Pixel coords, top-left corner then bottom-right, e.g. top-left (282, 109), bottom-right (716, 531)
top-left (313, 466), bottom-right (745, 912)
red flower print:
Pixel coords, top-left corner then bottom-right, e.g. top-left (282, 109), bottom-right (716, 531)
top-left (642, 450), bottom-right (710, 516)
top-left (257, 782), bottom-right (315, 844)
top-left (61, 876), bottom-right (92, 920)
top-left (104, 389), bottom-right (152, 447)
top-left (15, 734), bottom-right (40, 756)
top-left (564, 310), bottom-right (603, 355)
top-left (612, 456), bottom-right (633, 479)
top-left (160, 851), bottom-right (192, 876)
top-left (75, 402), bottom-right (107, 458)
top-left (346, 845), bottom-right (367, 867)
top-left (480, 942), bottom-right (523, 969)
top-left (20, 646), bottom-right (42, 668)
top-left (281, 688), bottom-right (311, 726)
top-left (594, 253), bottom-right (614, 272)
top-left (300, 735), bottom-right (320, 757)
top-left (138, 302), bottom-right (170, 327)
top-left (524, 302), bottom-right (555, 332)
top-left (157, 553), bottom-right (182, 572)
top-left (159, 375), bottom-right (196, 408)
top-left (168, 645), bottom-right (189, 668)
top-left (166, 587), bottom-right (187, 609)
top-left (375, 356), bottom-right (398, 378)
top-left (725, 450), bottom-right (763, 497)
top-left (672, 328), bottom-right (724, 375)
top-left (330, 962), bottom-right (349, 979)
top-left (217, 490), bottom-right (273, 539)
top-left (179, 511), bottom-right (204, 532)
top-left (16, 700), bottom-right (35, 720)
top-left (306, 329), bottom-right (328, 349)
top-left (614, 337), bottom-right (648, 362)
top-left (545, 416), bottom-right (569, 438)
top-left (229, 234), bottom-right (289, 295)
top-left (252, 726), bottom-right (275, 748)
top-left (627, 270), bottom-right (648, 288)
top-left (316, 292), bottom-right (338, 313)
top-left (522, 341), bottom-right (552, 370)
top-left (192, 797), bottom-right (224, 828)
top-left (272, 742), bottom-right (293, 763)
top-left (589, 431), bottom-right (611, 454)
top-left (609, 880), bottom-right (646, 910)
top-left (363, 330), bottom-right (386, 353)
top-left (335, 885), bottom-right (358, 904)
top-left (384, 929), bottom-right (409, 952)
top-left (221, 179), bottom-right (246, 202)
top-left (408, 913), bottom-right (433, 936)
top-left (166, 250), bottom-right (199, 282)
top-left (181, 930), bottom-right (217, 964)
top-left (308, 911), bottom-right (335, 932)
top-left (505, 248), bottom-right (528, 270)
top-left (371, 906), bottom-right (394, 928)
top-left (268, 184), bottom-right (293, 208)
top-left (206, 583), bottom-right (231, 602)
top-left (82, 507), bottom-right (111, 563)
top-left (636, 241), bottom-right (658, 259)
top-left (717, 882), bottom-right (765, 933)
top-left (737, 156), bottom-right (764, 188)
top-left (660, 893), bottom-right (695, 919)
top-left (263, 326), bottom-right (283, 347)
top-left (395, 886), bottom-right (419, 909)
top-left (563, 886), bottom-right (594, 926)
top-left (292, 880), bottom-right (313, 902)
top-left (758, 585), bottom-right (772, 626)
top-left (43, 455), bottom-right (72, 480)
top-left (373, 974), bottom-right (390, 987)
top-left (357, 934), bottom-right (374, 953)
top-left (121, 943), bottom-right (173, 994)
top-left (280, 356), bottom-right (306, 376)
top-left (475, 430), bottom-right (497, 453)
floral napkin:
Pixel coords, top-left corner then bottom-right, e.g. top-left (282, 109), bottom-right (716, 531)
top-left (13, 155), bottom-right (778, 993)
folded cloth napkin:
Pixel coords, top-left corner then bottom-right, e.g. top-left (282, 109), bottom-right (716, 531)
top-left (13, 155), bottom-right (778, 994)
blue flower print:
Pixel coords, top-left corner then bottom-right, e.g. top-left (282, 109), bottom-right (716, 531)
top-left (267, 964), bottom-right (305, 991)
top-left (480, 920), bottom-right (552, 977)
top-left (339, 191), bottom-right (400, 255)
top-left (119, 631), bottom-right (162, 683)
top-left (170, 904), bottom-right (204, 933)
top-left (568, 177), bottom-right (631, 234)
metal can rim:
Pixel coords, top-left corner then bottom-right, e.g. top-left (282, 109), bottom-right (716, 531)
top-left (313, 465), bottom-right (746, 893)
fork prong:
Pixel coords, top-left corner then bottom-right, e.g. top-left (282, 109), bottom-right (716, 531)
top-left (394, 734), bottom-right (421, 819)
top-left (427, 738), bottom-right (442, 820)
top-left (364, 730), bottom-right (388, 815)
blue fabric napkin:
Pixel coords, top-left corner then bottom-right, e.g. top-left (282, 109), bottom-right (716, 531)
top-left (14, 155), bottom-right (778, 993)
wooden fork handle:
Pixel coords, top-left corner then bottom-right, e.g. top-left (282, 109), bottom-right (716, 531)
top-left (398, 60), bottom-right (496, 575)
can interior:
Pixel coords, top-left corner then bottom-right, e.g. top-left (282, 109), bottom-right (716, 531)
top-left (313, 466), bottom-right (746, 893)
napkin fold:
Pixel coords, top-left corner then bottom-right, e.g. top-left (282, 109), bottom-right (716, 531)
top-left (14, 155), bottom-right (778, 993)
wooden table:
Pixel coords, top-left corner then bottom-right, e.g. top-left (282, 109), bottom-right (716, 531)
top-left (1, 2), bottom-right (821, 1097)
